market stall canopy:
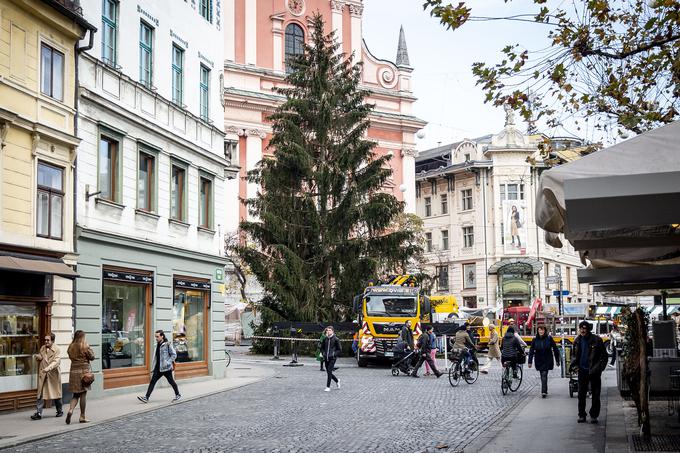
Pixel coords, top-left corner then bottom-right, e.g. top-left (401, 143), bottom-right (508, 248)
top-left (536, 120), bottom-right (680, 266)
top-left (0, 252), bottom-right (78, 278)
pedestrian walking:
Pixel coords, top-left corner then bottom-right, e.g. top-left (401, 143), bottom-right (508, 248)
top-left (66, 330), bottom-right (95, 424)
top-left (138, 330), bottom-right (181, 403)
top-left (424, 327), bottom-right (438, 376)
top-left (480, 324), bottom-right (501, 374)
top-left (317, 330), bottom-right (327, 372)
top-left (320, 326), bottom-right (341, 391)
top-left (31, 332), bottom-right (62, 420)
top-left (569, 320), bottom-right (608, 424)
top-left (528, 325), bottom-right (561, 397)
top-left (608, 324), bottom-right (620, 368)
top-left (412, 326), bottom-right (442, 378)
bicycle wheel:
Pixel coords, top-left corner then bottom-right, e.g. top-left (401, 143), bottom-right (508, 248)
top-left (501, 367), bottom-right (510, 395)
top-left (225, 349), bottom-right (231, 368)
top-left (464, 361), bottom-right (479, 384)
top-left (509, 365), bottom-right (523, 392)
top-left (448, 361), bottom-right (461, 387)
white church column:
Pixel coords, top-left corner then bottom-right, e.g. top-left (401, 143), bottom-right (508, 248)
top-left (348, 3), bottom-right (363, 62)
top-left (331, 1), bottom-right (345, 53)
top-left (401, 147), bottom-right (417, 214)
top-left (245, 129), bottom-right (265, 219)
top-left (245, 0), bottom-right (257, 65)
top-left (271, 14), bottom-right (284, 71)
top-left (224, 0), bottom-right (235, 61)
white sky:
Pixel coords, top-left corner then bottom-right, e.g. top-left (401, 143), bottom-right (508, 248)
top-left (362, 0), bottom-right (606, 151)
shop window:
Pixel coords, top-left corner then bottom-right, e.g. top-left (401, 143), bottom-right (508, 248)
top-left (172, 278), bottom-right (209, 365)
top-left (36, 162), bottom-right (64, 240)
top-left (171, 45), bottom-right (184, 105)
top-left (199, 176), bottom-right (213, 229)
top-left (284, 23), bottom-right (304, 73)
top-left (40, 43), bottom-right (64, 100)
top-left (101, 270), bottom-right (152, 372)
top-left (98, 134), bottom-right (119, 202)
top-left (102, 0), bottom-right (118, 66)
top-left (137, 151), bottom-right (155, 212)
top-left (0, 303), bottom-right (40, 393)
top-left (139, 21), bottom-right (154, 88)
top-left (463, 296), bottom-right (477, 308)
top-left (170, 164), bottom-right (187, 221)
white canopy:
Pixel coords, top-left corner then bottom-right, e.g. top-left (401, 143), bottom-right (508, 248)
top-left (536, 120), bottom-right (680, 268)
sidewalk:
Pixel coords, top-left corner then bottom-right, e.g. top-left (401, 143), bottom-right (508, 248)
top-left (465, 369), bottom-right (626, 453)
top-left (0, 363), bottom-right (273, 450)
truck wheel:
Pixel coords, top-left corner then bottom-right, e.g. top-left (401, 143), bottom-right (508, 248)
top-left (357, 350), bottom-right (368, 368)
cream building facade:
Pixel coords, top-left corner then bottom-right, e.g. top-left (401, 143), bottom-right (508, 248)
top-left (415, 115), bottom-right (595, 311)
top-left (0, 0), bottom-right (94, 411)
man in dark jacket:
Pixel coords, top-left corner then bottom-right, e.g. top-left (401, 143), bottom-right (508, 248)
top-left (569, 321), bottom-right (608, 424)
top-left (412, 326), bottom-right (442, 378)
top-left (399, 320), bottom-right (414, 351)
top-left (321, 326), bottom-right (342, 392)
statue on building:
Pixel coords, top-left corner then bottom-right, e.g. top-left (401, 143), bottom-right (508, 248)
top-left (504, 103), bottom-right (516, 127)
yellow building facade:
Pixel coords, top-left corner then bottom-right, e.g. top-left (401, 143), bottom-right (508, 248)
top-left (0, 0), bottom-right (93, 411)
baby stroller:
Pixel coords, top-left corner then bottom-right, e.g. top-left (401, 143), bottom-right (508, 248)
top-left (391, 348), bottom-right (418, 376)
top-left (568, 371), bottom-right (578, 398)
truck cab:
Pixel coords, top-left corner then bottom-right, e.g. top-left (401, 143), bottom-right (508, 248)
top-left (354, 276), bottom-right (430, 367)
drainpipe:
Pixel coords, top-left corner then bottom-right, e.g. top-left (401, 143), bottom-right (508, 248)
top-left (482, 168), bottom-right (489, 307)
top-left (71, 27), bottom-right (95, 330)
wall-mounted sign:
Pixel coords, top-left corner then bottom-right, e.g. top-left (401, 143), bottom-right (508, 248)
top-left (174, 278), bottom-right (211, 291)
top-left (103, 270), bottom-right (153, 284)
top-left (214, 267), bottom-right (224, 282)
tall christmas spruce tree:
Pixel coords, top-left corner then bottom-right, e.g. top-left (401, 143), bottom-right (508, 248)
top-left (240, 14), bottom-right (419, 323)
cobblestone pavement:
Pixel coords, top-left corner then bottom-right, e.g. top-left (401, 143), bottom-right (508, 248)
top-left (4, 357), bottom-right (552, 453)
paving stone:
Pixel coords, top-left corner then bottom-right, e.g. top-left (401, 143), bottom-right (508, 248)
top-left (3, 359), bottom-right (550, 452)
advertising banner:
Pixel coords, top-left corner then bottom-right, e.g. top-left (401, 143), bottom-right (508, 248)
top-left (503, 200), bottom-right (527, 254)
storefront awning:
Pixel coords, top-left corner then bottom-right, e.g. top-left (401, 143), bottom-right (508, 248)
top-left (488, 257), bottom-right (542, 275)
top-left (0, 253), bottom-right (78, 279)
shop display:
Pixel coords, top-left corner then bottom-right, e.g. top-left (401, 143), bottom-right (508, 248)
top-left (172, 287), bottom-right (206, 363)
top-left (0, 305), bottom-right (39, 378)
top-left (102, 281), bottom-right (147, 369)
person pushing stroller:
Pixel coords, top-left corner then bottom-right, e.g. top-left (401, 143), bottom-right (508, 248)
top-left (411, 326), bottom-right (442, 378)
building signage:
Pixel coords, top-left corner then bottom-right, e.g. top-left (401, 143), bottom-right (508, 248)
top-left (214, 267), bottom-right (224, 282)
top-left (170, 30), bottom-right (189, 49)
top-left (103, 270), bottom-right (153, 284)
top-left (366, 286), bottom-right (419, 296)
top-left (174, 278), bottom-right (211, 291)
top-left (137, 5), bottom-right (159, 26)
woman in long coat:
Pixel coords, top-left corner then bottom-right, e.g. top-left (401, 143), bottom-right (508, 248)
top-left (481, 324), bottom-right (501, 374)
top-left (528, 325), bottom-right (561, 397)
top-left (66, 330), bottom-right (95, 424)
top-left (31, 333), bottom-right (62, 419)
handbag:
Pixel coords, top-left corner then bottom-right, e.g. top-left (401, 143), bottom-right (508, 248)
top-left (81, 372), bottom-right (95, 386)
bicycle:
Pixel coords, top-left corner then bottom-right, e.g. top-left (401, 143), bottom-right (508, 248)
top-left (501, 361), bottom-right (523, 395)
top-left (448, 348), bottom-right (479, 387)
top-left (224, 347), bottom-right (232, 368)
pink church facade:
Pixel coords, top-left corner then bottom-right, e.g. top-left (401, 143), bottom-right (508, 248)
top-left (222, 0), bottom-right (425, 226)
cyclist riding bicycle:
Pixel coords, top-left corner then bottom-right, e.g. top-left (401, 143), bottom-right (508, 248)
top-left (501, 326), bottom-right (524, 377)
top-left (452, 323), bottom-right (476, 372)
